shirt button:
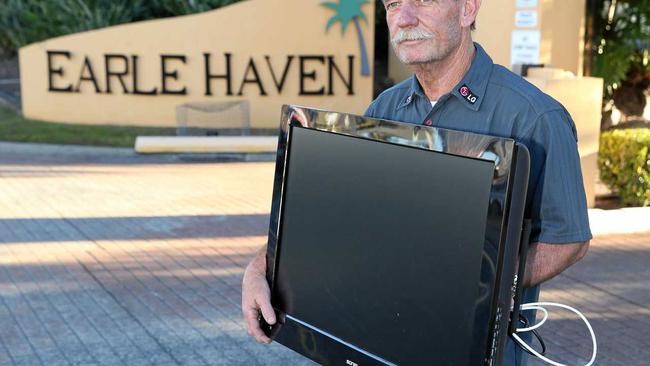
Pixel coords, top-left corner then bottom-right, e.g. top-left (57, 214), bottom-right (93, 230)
top-left (406, 96), bottom-right (412, 104)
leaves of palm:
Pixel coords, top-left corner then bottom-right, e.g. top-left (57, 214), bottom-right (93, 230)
top-left (322, 0), bottom-right (368, 34)
top-left (321, 0), bottom-right (371, 76)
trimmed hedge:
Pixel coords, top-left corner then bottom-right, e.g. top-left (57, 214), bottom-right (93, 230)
top-left (599, 128), bottom-right (650, 206)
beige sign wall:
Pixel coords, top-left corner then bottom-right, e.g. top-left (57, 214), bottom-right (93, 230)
top-left (19, 0), bottom-right (375, 128)
top-left (476, 0), bottom-right (586, 75)
top-left (478, 0), bottom-right (587, 75)
top-left (540, 0), bottom-right (587, 76)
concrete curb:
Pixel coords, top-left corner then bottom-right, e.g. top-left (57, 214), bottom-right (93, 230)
top-left (0, 141), bottom-right (134, 156)
top-left (588, 207), bottom-right (650, 236)
top-left (0, 141), bottom-right (276, 164)
top-left (134, 136), bottom-right (278, 154)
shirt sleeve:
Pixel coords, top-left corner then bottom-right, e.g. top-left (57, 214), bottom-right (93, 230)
top-left (525, 109), bottom-right (593, 244)
top-left (363, 100), bottom-right (378, 118)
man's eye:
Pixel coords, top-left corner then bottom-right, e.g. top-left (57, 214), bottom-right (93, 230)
top-left (385, 1), bottom-right (400, 10)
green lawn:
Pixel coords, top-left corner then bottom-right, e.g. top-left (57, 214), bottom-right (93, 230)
top-left (0, 106), bottom-right (176, 147)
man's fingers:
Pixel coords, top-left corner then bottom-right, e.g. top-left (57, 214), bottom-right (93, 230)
top-left (241, 258), bottom-right (273, 344)
top-left (258, 299), bottom-right (276, 325)
top-left (244, 307), bottom-right (271, 344)
top-left (244, 307), bottom-right (261, 333)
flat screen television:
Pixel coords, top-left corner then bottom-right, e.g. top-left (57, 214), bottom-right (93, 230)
top-left (264, 106), bottom-right (531, 366)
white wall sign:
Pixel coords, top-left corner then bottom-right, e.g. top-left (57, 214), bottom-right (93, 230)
top-left (516, 0), bottom-right (538, 8)
top-left (515, 11), bottom-right (538, 28)
top-left (511, 30), bottom-right (541, 65)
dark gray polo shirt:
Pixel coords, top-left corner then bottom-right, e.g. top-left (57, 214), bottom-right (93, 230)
top-left (365, 43), bottom-right (592, 365)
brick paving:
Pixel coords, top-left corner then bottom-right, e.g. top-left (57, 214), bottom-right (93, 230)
top-left (529, 233), bottom-right (650, 366)
top-left (0, 142), bottom-right (648, 366)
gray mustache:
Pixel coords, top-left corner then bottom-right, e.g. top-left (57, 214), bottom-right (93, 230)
top-left (391, 29), bottom-right (434, 45)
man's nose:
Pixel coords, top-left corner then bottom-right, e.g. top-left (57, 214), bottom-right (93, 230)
top-left (396, 2), bottom-right (418, 28)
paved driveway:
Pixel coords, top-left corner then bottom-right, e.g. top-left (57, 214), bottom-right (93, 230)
top-left (0, 143), bottom-right (648, 366)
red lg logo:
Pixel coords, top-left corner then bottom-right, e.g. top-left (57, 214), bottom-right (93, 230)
top-left (458, 85), bottom-right (478, 105)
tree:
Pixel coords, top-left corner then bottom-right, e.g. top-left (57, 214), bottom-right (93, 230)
top-left (322, 0), bottom-right (371, 76)
top-left (589, 0), bottom-right (650, 121)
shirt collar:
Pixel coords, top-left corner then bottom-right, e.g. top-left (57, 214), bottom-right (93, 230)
top-left (397, 75), bottom-right (428, 110)
top-left (450, 43), bottom-right (493, 111)
top-left (396, 43), bottom-right (494, 112)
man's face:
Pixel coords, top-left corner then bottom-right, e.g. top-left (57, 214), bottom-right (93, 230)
top-left (383, 0), bottom-right (464, 65)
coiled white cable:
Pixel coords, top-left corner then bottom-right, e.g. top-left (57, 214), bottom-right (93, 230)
top-left (516, 305), bottom-right (548, 332)
top-left (511, 302), bottom-right (597, 366)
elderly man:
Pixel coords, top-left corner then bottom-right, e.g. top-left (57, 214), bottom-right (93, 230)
top-left (242, 0), bottom-right (592, 365)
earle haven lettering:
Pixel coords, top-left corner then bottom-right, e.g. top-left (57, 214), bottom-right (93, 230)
top-left (46, 50), bottom-right (356, 97)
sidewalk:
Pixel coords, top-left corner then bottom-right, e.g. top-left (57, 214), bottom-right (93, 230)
top-left (530, 233), bottom-right (650, 366)
top-left (0, 143), bottom-right (648, 366)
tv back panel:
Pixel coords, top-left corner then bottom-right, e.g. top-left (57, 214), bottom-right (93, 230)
top-left (265, 106), bottom-right (530, 366)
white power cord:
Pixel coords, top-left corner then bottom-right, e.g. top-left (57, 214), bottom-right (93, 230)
top-left (511, 302), bottom-right (597, 366)
top-left (516, 305), bottom-right (548, 332)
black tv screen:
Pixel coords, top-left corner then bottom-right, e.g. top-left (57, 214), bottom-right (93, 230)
top-left (273, 126), bottom-right (496, 365)
top-left (266, 106), bottom-right (530, 366)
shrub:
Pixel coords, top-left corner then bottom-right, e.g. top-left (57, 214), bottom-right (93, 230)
top-left (0, 0), bottom-right (140, 52)
top-left (599, 128), bottom-right (650, 206)
top-left (140, 0), bottom-right (243, 17)
top-left (0, 0), bottom-right (245, 55)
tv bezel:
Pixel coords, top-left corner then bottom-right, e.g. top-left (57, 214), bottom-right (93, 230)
top-left (265, 105), bottom-right (529, 366)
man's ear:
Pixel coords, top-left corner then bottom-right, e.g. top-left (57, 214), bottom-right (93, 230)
top-left (460, 0), bottom-right (481, 28)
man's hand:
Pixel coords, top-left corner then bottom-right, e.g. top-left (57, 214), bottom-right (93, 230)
top-left (242, 246), bottom-right (276, 344)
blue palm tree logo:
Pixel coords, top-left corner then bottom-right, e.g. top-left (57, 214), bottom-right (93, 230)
top-left (321, 0), bottom-right (371, 76)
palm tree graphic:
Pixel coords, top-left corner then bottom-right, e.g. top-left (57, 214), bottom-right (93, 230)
top-left (321, 0), bottom-right (370, 76)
